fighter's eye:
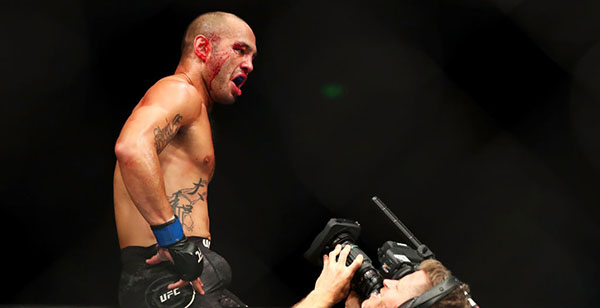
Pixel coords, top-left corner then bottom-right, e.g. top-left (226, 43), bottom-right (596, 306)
top-left (234, 47), bottom-right (245, 55)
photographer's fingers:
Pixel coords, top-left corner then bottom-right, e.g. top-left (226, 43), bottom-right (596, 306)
top-left (349, 254), bottom-right (363, 273)
top-left (329, 244), bottom-right (342, 264)
top-left (323, 253), bottom-right (329, 266)
top-left (338, 244), bottom-right (353, 266)
top-left (329, 244), bottom-right (342, 261)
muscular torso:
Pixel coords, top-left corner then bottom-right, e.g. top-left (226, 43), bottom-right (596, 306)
top-left (114, 80), bottom-right (215, 248)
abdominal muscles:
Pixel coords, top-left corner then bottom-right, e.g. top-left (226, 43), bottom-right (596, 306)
top-left (114, 155), bottom-right (213, 248)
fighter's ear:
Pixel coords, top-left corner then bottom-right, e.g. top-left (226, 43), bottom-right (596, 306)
top-left (193, 35), bottom-right (211, 62)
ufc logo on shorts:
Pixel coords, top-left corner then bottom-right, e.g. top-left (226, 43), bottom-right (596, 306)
top-left (159, 288), bottom-right (181, 303)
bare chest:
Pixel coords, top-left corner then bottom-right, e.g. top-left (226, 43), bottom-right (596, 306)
top-left (159, 119), bottom-right (215, 183)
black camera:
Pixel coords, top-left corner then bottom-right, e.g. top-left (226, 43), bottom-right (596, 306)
top-left (304, 218), bottom-right (384, 298)
top-left (304, 219), bottom-right (434, 299)
top-left (304, 197), bottom-right (436, 299)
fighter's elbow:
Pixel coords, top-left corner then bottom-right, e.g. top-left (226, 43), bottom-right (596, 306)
top-left (114, 137), bottom-right (144, 163)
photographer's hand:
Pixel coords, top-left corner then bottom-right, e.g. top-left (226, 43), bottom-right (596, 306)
top-left (293, 244), bottom-right (363, 308)
top-left (345, 291), bottom-right (362, 308)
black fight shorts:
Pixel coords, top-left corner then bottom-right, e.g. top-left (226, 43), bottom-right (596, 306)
top-left (119, 237), bottom-right (247, 308)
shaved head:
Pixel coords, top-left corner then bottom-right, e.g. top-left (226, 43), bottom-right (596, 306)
top-left (181, 11), bottom-right (248, 57)
top-left (176, 11), bottom-right (256, 105)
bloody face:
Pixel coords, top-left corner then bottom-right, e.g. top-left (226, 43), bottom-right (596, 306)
top-left (204, 20), bottom-right (257, 105)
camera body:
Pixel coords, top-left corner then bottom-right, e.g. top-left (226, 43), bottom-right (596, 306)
top-left (378, 240), bottom-right (433, 280)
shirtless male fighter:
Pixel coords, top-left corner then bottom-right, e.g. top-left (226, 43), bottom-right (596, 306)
top-left (113, 11), bottom-right (256, 308)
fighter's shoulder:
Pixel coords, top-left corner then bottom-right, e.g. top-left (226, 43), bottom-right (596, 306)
top-left (150, 76), bottom-right (198, 100)
top-left (139, 76), bottom-right (201, 113)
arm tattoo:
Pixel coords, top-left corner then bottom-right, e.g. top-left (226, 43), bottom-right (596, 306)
top-left (167, 177), bottom-right (208, 231)
top-left (153, 114), bottom-right (183, 153)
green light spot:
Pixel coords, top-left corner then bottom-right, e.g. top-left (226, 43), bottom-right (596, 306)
top-left (321, 83), bottom-right (344, 99)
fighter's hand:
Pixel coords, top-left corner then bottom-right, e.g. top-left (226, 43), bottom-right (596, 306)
top-left (146, 246), bottom-right (172, 265)
top-left (313, 244), bottom-right (363, 305)
top-left (146, 246), bottom-right (205, 295)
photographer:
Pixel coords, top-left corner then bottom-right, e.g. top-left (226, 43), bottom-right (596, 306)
top-left (294, 244), bottom-right (474, 308)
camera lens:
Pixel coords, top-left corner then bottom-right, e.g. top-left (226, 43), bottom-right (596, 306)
top-left (334, 236), bottom-right (384, 298)
top-left (353, 260), bottom-right (384, 298)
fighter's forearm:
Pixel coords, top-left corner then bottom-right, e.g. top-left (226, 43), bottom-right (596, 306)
top-left (116, 140), bottom-right (173, 225)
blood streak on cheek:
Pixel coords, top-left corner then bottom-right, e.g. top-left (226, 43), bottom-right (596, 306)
top-left (207, 53), bottom-right (230, 91)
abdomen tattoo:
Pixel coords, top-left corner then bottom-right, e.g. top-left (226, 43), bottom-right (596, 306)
top-left (167, 177), bottom-right (207, 231)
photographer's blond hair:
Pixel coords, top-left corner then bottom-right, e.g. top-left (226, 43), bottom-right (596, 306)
top-left (419, 259), bottom-right (472, 308)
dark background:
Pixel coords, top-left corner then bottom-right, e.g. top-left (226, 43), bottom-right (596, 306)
top-left (2, 0), bottom-right (599, 307)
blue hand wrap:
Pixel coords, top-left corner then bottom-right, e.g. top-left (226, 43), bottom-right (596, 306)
top-left (151, 216), bottom-right (185, 247)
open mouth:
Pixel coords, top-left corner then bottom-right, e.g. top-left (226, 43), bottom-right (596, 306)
top-left (232, 75), bottom-right (246, 88)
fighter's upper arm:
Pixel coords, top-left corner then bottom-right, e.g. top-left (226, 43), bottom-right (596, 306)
top-left (116, 80), bottom-right (201, 154)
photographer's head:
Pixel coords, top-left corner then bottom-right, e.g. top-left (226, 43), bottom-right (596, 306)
top-left (360, 259), bottom-right (472, 308)
top-left (419, 259), bottom-right (472, 308)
